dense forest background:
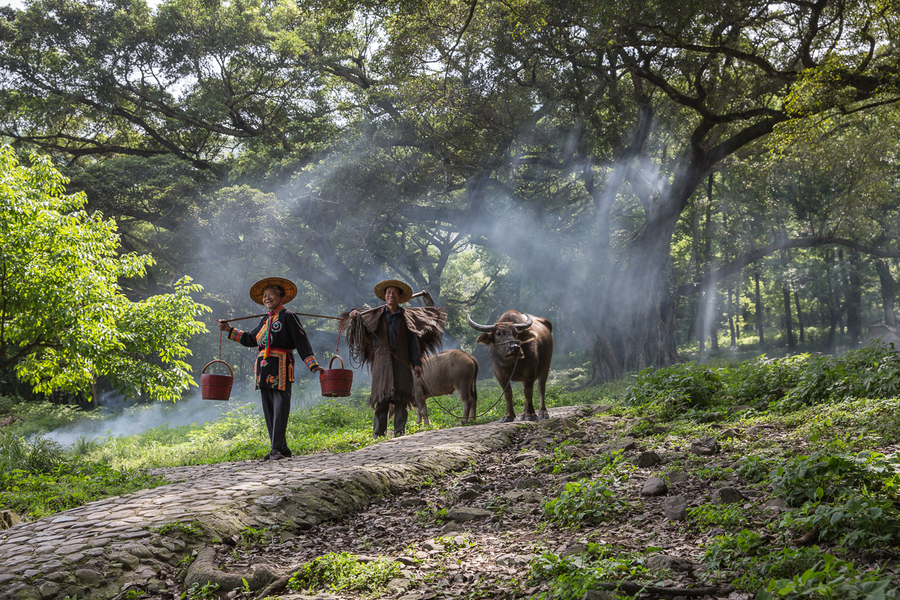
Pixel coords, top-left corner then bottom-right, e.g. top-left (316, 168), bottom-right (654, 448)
top-left (2, 0), bottom-right (900, 402)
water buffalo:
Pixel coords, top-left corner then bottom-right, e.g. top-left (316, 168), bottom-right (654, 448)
top-left (412, 349), bottom-right (480, 425)
top-left (467, 310), bottom-right (553, 422)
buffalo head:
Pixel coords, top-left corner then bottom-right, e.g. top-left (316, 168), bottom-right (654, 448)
top-left (467, 313), bottom-right (533, 358)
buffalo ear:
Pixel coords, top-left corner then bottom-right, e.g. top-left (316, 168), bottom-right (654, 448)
top-left (476, 333), bottom-right (492, 346)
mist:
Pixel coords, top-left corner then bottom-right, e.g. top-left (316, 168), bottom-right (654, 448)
top-left (42, 388), bottom-right (258, 448)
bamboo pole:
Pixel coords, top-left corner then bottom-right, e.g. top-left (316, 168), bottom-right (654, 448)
top-left (219, 290), bottom-right (427, 323)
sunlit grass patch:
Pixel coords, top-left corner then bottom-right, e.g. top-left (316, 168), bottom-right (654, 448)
top-left (287, 552), bottom-right (403, 595)
top-left (789, 397), bottom-right (900, 452)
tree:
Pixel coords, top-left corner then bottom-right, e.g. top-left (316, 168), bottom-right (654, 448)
top-left (4, 0), bottom-right (900, 382)
top-left (363, 0), bottom-right (900, 379)
top-left (0, 145), bottom-right (209, 401)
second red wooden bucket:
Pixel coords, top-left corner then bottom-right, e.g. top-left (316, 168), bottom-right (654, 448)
top-left (320, 355), bottom-right (353, 397)
top-left (201, 359), bottom-right (234, 401)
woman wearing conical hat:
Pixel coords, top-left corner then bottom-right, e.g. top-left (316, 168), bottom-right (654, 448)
top-left (347, 279), bottom-right (446, 437)
top-left (218, 277), bottom-right (324, 461)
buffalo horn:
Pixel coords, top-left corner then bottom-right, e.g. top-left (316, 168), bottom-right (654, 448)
top-left (466, 314), bottom-right (495, 332)
top-left (515, 313), bottom-right (534, 329)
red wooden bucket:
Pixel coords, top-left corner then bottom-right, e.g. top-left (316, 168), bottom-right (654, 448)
top-left (319, 355), bottom-right (353, 397)
top-left (201, 359), bottom-right (234, 401)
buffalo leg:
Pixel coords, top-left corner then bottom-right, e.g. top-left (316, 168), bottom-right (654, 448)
top-left (415, 394), bottom-right (430, 426)
top-left (464, 386), bottom-right (477, 423)
top-left (499, 377), bottom-right (516, 422)
top-left (537, 375), bottom-right (550, 419)
top-left (520, 380), bottom-right (537, 421)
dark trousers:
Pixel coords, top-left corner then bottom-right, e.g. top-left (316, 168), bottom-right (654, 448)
top-left (260, 386), bottom-right (292, 455)
top-left (373, 399), bottom-right (408, 437)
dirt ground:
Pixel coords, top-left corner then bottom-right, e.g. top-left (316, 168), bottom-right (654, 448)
top-left (163, 410), bottom-right (832, 600)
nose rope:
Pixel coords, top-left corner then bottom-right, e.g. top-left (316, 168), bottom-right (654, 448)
top-left (346, 313), bottom-right (521, 422)
top-left (416, 352), bottom-right (520, 422)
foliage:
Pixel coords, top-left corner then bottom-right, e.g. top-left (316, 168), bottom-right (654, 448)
top-left (623, 350), bottom-right (900, 420)
top-left (757, 554), bottom-right (900, 600)
top-left (0, 146), bottom-right (209, 401)
top-left (721, 355), bottom-right (812, 404)
top-left (737, 455), bottom-right (778, 484)
top-left (623, 363), bottom-right (722, 410)
top-left (703, 529), bottom-right (767, 571)
top-left (181, 581), bottom-right (220, 600)
top-left (0, 452), bottom-right (166, 520)
top-left (543, 479), bottom-right (633, 527)
top-left (0, 429), bottom-right (64, 474)
top-left (794, 398), bottom-right (900, 453)
top-left (528, 546), bottom-right (651, 600)
top-left (547, 448), bottom-right (632, 481)
top-left (782, 496), bottom-right (900, 548)
top-left (287, 552), bottom-right (402, 594)
top-left (784, 344), bottom-right (900, 408)
top-left (153, 521), bottom-right (203, 539)
top-left (703, 531), bottom-right (829, 593)
top-left (0, 397), bottom-right (106, 438)
top-left (687, 504), bottom-right (748, 532)
top-left (770, 451), bottom-right (900, 506)
top-left (238, 527), bottom-right (268, 547)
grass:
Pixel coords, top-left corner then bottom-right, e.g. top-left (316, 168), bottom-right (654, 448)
top-left (0, 375), bottom-right (608, 519)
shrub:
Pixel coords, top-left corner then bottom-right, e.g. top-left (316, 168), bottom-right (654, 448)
top-left (528, 547), bottom-right (651, 600)
top-left (0, 430), bottom-right (64, 473)
top-left (782, 495), bottom-right (900, 548)
top-left (623, 363), bottom-right (721, 409)
top-left (687, 504), bottom-right (747, 531)
top-left (1, 461), bottom-right (165, 520)
top-left (786, 344), bottom-right (900, 407)
top-left (722, 354), bottom-right (811, 404)
top-left (771, 451), bottom-right (900, 506)
top-left (543, 479), bottom-right (633, 527)
top-left (287, 552), bottom-right (402, 594)
top-left (757, 554), bottom-right (899, 600)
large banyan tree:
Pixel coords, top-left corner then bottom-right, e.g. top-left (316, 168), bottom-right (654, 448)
top-left (1, 0), bottom-right (899, 382)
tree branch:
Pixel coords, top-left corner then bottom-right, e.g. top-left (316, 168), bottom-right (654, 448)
top-left (678, 236), bottom-right (900, 297)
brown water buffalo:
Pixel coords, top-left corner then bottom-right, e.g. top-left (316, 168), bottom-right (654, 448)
top-left (412, 349), bottom-right (480, 425)
top-left (467, 310), bottom-right (553, 422)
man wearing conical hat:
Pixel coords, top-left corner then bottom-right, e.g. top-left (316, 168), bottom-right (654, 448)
top-left (346, 279), bottom-right (446, 437)
top-left (218, 277), bottom-right (324, 460)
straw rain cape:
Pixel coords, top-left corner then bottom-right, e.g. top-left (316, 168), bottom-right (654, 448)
top-left (344, 306), bottom-right (447, 408)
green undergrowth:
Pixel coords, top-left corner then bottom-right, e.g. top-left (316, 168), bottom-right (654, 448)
top-left (0, 429), bottom-right (167, 520)
top-left (0, 380), bottom-right (596, 520)
top-left (524, 344), bottom-right (900, 599)
top-left (287, 552), bottom-right (402, 595)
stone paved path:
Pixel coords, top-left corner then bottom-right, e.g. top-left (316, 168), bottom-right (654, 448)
top-left (0, 406), bottom-right (583, 600)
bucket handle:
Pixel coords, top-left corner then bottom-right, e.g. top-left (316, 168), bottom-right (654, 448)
top-left (328, 355), bottom-right (345, 370)
top-left (202, 359), bottom-right (234, 377)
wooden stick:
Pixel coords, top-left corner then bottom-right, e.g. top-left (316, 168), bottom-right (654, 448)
top-left (221, 311), bottom-right (343, 322)
top-left (220, 291), bottom-right (427, 322)
top-left (354, 291), bottom-right (427, 316)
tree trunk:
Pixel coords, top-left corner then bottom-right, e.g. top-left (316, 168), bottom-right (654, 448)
top-left (584, 212), bottom-right (683, 384)
top-left (873, 259), bottom-right (897, 327)
top-left (695, 297), bottom-right (704, 353)
top-left (754, 270), bottom-right (765, 345)
top-left (825, 250), bottom-right (840, 351)
top-left (728, 286), bottom-right (736, 347)
top-left (783, 285), bottom-right (795, 348)
top-left (794, 291), bottom-right (805, 344)
top-left (846, 251), bottom-right (862, 346)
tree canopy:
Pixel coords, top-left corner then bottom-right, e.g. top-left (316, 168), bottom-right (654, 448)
top-left (0, 144), bottom-right (209, 401)
top-left (1, 0), bottom-right (900, 388)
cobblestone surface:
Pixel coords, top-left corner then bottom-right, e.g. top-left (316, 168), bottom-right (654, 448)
top-left (0, 406), bottom-right (583, 600)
